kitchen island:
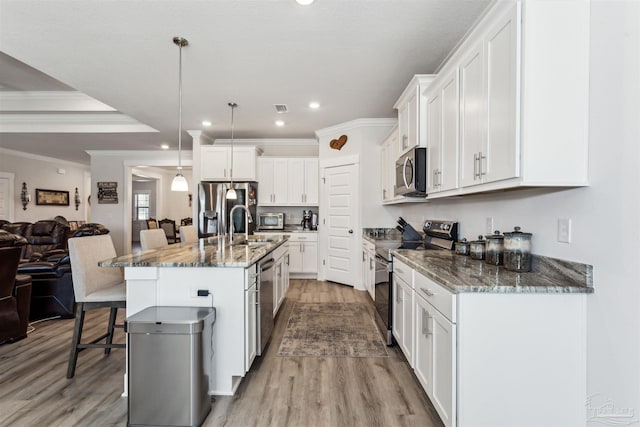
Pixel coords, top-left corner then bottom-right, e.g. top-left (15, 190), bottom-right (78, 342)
top-left (100, 235), bottom-right (289, 396)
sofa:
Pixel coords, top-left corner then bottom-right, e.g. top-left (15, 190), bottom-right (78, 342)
top-left (0, 220), bottom-right (70, 262)
top-left (0, 246), bottom-right (33, 344)
top-left (0, 221), bottom-right (110, 320)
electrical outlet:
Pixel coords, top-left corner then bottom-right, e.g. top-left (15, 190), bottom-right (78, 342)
top-left (558, 218), bottom-right (572, 243)
top-left (485, 217), bottom-right (494, 234)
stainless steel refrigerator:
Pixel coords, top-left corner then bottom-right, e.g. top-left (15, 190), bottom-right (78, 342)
top-left (198, 182), bottom-right (258, 237)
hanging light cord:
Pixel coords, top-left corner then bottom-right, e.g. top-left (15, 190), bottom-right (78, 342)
top-left (229, 102), bottom-right (237, 186)
top-left (177, 39), bottom-right (184, 173)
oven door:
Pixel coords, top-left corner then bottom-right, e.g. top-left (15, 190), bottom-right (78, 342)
top-left (374, 252), bottom-right (393, 346)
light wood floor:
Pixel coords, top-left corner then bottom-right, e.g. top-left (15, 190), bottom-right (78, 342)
top-left (0, 280), bottom-right (444, 427)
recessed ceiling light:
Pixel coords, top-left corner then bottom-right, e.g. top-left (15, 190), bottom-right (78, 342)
top-left (275, 120), bottom-right (285, 127)
top-left (296, 0), bottom-right (315, 5)
top-left (161, 143), bottom-right (170, 150)
top-left (309, 101), bottom-right (320, 109)
top-left (202, 120), bottom-right (212, 127)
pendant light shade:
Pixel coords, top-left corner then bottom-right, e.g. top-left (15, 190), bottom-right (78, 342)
top-left (226, 102), bottom-right (238, 200)
top-left (171, 36), bottom-right (189, 192)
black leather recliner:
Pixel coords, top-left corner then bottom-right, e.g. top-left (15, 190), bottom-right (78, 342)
top-left (0, 246), bottom-right (33, 344)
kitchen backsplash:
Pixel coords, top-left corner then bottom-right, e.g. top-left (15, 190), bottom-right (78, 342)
top-left (257, 206), bottom-right (318, 227)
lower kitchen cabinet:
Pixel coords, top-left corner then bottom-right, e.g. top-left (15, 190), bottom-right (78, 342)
top-left (394, 257), bottom-right (588, 427)
top-left (272, 243), bottom-right (289, 317)
top-left (392, 270), bottom-right (414, 367)
top-left (287, 234), bottom-right (317, 278)
top-left (361, 239), bottom-right (375, 299)
top-left (244, 264), bottom-right (258, 372)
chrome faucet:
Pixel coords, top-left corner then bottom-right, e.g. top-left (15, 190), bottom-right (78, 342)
top-left (228, 204), bottom-right (253, 241)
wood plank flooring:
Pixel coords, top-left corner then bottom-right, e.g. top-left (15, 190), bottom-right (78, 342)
top-left (0, 280), bottom-right (443, 427)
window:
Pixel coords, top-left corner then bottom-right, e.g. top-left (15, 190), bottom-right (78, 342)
top-left (134, 193), bottom-right (150, 220)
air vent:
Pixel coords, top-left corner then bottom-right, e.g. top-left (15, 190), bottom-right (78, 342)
top-left (274, 104), bottom-right (288, 113)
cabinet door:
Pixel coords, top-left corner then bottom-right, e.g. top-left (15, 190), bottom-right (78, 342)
top-left (231, 147), bottom-right (256, 181)
top-left (380, 141), bottom-right (389, 201)
top-left (244, 285), bottom-right (257, 372)
top-left (426, 90), bottom-right (442, 193)
top-left (431, 307), bottom-right (457, 427)
top-left (367, 253), bottom-right (375, 300)
top-left (397, 102), bottom-right (410, 155)
top-left (288, 159), bottom-right (305, 204)
top-left (459, 42), bottom-right (486, 188)
top-left (392, 278), bottom-right (404, 349)
top-left (304, 159), bottom-right (319, 205)
top-left (407, 91), bottom-right (419, 152)
top-left (401, 280), bottom-right (414, 367)
top-left (440, 69), bottom-right (460, 192)
top-left (288, 241), bottom-right (304, 273)
top-left (201, 147), bottom-right (229, 180)
top-left (484, 4), bottom-right (519, 184)
top-left (362, 247), bottom-right (368, 291)
top-left (273, 260), bottom-right (282, 316)
top-left (257, 158), bottom-right (275, 205)
top-left (273, 159), bottom-right (289, 204)
top-left (301, 242), bottom-right (318, 274)
top-left (414, 294), bottom-right (434, 396)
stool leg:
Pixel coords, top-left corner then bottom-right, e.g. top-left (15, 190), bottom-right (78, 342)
top-left (67, 303), bottom-right (86, 379)
top-left (105, 306), bottom-right (118, 355)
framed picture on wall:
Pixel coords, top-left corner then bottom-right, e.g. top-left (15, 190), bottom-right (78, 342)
top-left (35, 189), bottom-right (70, 206)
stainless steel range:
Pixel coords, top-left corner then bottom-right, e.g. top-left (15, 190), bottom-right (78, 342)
top-left (373, 219), bottom-right (458, 345)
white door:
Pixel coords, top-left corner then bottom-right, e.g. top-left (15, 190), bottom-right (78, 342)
top-left (323, 163), bottom-right (359, 286)
top-left (0, 173), bottom-right (15, 221)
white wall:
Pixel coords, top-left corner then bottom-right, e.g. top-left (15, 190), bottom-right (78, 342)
top-left (89, 150), bottom-right (193, 255)
top-left (390, 3), bottom-right (639, 421)
top-left (0, 148), bottom-right (90, 223)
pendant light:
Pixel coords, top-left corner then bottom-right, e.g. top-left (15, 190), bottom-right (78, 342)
top-left (171, 36), bottom-right (189, 192)
top-left (226, 102), bottom-right (238, 200)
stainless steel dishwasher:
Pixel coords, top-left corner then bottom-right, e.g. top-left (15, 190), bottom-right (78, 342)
top-left (257, 257), bottom-right (275, 356)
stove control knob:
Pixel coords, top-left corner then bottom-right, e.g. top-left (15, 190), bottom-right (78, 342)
top-left (425, 221), bottom-right (432, 229)
top-left (444, 224), bottom-right (450, 230)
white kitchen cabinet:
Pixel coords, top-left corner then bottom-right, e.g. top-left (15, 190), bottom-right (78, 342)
top-left (380, 126), bottom-right (426, 205)
top-left (394, 75), bottom-right (435, 156)
top-left (201, 146), bottom-right (257, 182)
top-left (244, 265), bottom-right (258, 372)
top-left (257, 157), bottom-right (318, 206)
top-left (397, 256), bottom-right (587, 427)
top-left (256, 232), bottom-right (317, 278)
top-left (288, 158), bottom-right (318, 205)
top-left (361, 239), bottom-right (375, 299)
top-left (427, 1), bottom-right (589, 198)
top-left (392, 259), bottom-right (414, 367)
top-left (272, 243), bottom-right (289, 317)
top-left (257, 157), bottom-right (289, 205)
top-left (425, 68), bottom-right (459, 194)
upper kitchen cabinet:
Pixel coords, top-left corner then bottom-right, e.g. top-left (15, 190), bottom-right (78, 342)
top-left (394, 75), bottom-right (436, 156)
top-left (257, 157), bottom-right (318, 206)
top-left (425, 68), bottom-right (460, 193)
top-left (288, 158), bottom-right (319, 206)
top-left (201, 146), bottom-right (257, 182)
top-left (426, 0), bottom-right (590, 198)
top-left (257, 157), bottom-right (289, 206)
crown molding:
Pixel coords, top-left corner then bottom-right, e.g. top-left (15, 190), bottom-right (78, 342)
top-left (314, 118), bottom-right (397, 139)
top-left (208, 138), bottom-right (318, 146)
top-left (0, 91), bottom-right (116, 112)
top-left (0, 147), bottom-right (90, 169)
top-left (0, 113), bottom-right (158, 133)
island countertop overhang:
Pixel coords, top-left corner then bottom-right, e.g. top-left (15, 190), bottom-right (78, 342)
top-left (99, 235), bottom-right (289, 268)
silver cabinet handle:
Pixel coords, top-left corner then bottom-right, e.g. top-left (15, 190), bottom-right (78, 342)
top-left (363, 251), bottom-right (366, 262)
top-left (420, 288), bottom-right (434, 297)
top-left (396, 288), bottom-right (402, 303)
top-left (369, 258), bottom-right (373, 270)
top-left (224, 168), bottom-right (227, 178)
top-left (402, 134), bottom-right (408, 149)
top-left (300, 243), bottom-right (303, 253)
top-left (422, 308), bottom-right (432, 336)
top-left (480, 152), bottom-right (486, 176)
top-left (473, 153), bottom-right (479, 179)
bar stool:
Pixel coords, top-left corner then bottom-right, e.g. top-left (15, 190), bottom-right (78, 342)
top-left (66, 234), bottom-right (125, 378)
top-left (179, 225), bottom-right (198, 243)
top-left (140, 229), bottom-right (168, 251)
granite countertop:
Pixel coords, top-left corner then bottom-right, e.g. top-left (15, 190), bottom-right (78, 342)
top-left (99, 235), bottom-right (289, 268)
top-left (393, 249), bottom-right (593, 294)
top-left (256, 226), bottom-right (317, 233)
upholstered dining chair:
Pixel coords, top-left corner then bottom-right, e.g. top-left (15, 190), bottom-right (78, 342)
top-left (179, 225), bottom-right (198, 244)
top-left (140, 229), bottom-right (169, 251)
top-left (146, 218), bottom-right (158, 229)
top-left (158, 218), bottom-right (179, 243)
top-left (66, 234), bottom-right (125, 378)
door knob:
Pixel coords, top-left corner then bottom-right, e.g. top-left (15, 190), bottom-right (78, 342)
top-left (348, 229), bottom-right (353, 234)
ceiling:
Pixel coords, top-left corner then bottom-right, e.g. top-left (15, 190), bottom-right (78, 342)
top-left (0, 0), bottom-right (490, 165)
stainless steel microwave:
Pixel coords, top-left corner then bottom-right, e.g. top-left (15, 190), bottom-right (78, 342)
top-left (395, 147), bottom-right (427, 197)
top-left (257, 212), bottom-right (285, 230)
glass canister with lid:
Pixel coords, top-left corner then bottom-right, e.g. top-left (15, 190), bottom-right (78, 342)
top-left (455, 238), bottom-right (470, 256)
top-left (469, 235), bottom-right (486, 260)
top-left (503, 226), bottom-right (533, 272)
top-left (485, 230), bottom-right (504, 266)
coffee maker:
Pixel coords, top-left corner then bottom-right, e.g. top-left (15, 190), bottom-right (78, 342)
top-left (301, 210), bottom-right (312, 230)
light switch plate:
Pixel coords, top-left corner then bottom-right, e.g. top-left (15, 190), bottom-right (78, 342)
top-left (558, 218), bottom-right (571, 243)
